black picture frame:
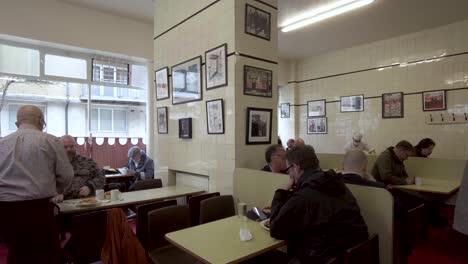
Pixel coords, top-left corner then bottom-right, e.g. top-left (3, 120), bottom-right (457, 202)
top-left (171, 56), bottom-right (203, 105)
top-left (246, 107), bottom-right (272, 145)
top-left (178, 118), bottom-right (192, 139)
top-left (206, 99), bottom-right (225, 134)
top-left (340, 95), bottom-right (364, 112)
top-left (307, 117), bottom-right (328, 134)
top-left (205, 43), bottom-right (228, 90)
top-left (157, 107), bottom-right (168, 134)
top-left (245, 4), bottom-right (271, 41)
top-left (280, 103), bottom-right (290, 118)
top-left (382, 92), bottom-right (404, 118)
top-left (422, 90), bottom-right (446, 111)
top-left (155, 66), bottom-right (170, 101)
top-left (243, 65), bottom-right (273, 98)
top-left (307, 99), bottom-right (326, 117)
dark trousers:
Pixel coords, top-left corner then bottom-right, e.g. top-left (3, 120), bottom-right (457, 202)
top-left (0, 198), bottom-right (61, 264)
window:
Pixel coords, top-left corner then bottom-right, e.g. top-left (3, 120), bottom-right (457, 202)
top-left (90, 108), bottom-right (128, 132)
top-left (0, 44), bottom-right (40, 76)
top-left (8, 104), bottom-right (45, 131)
top-left (44, 54), bottom-right (87, 79)
top-left (92, 59), bottom-right (129, 85)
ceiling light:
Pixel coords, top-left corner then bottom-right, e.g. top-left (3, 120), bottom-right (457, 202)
top-left (281, 0), bottom-right (375, 32)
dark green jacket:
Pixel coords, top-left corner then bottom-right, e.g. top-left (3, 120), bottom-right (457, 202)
top-left (372, 147), bottom-right (408, 185)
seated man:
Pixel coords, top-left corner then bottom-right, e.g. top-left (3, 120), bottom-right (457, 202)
top-left (270, 145), bottom-right (368, 263)
top-left (286, 138), bottom-right (295, 150)
top-left (261, 145), bottom-right (287, 173)
top-left (126, 146), bottom-right (154, 190)
top-left (54, 135), bottom-right (105, 201)
top-left (372, 140), bottom-right (415, 185)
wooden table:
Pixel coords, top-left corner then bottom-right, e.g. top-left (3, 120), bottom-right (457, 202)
top-left (58, 186), bottom-right (204, 214)
top-left (394, 178), bottom-right (460, 195)
top-left (165, 216), bottom-right (285, 264)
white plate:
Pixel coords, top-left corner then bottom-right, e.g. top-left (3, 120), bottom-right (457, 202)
top-left (259, 219), bottom-right (270, 231)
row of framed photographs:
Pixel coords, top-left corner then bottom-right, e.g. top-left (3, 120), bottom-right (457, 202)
top-left (280, 90), bottom-right (447, 119)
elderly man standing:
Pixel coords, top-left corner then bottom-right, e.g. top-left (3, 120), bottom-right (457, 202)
top-left (53, 135), bottom-right (105, 201)
top-left (0, 105), bottom-right (73, 264)
top-left (344, 132), bottom-right (373, 153)
top-left (126, 146), bottom-right (154, 190)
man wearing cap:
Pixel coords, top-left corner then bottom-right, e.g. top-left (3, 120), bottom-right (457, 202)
top-left (344, 132), bottom-right (373, 153)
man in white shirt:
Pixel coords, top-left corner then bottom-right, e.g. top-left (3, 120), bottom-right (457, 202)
top-left (0, 105), bottom-right (73, 264)
top-left (344, 132), bottom-right (374, 153)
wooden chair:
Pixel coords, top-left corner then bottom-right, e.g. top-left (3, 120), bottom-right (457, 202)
top-left (188, 192), bottom-right (220, 226)
top-left (133, 179), bottom-right (163, 191)
top-left (199, 195), bottom-right (235, 224)
top-left (343, 234), bottom-right (379, 264)
top-left (135, 199), bottom-right (177, 250)
top-left (147, 205), bottom-right (198, 264)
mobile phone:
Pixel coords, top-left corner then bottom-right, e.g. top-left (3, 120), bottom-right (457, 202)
top-left (252, 207), bottom-right (268, 221)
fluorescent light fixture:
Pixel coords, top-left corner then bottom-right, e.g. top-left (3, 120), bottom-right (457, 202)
top-left (281, 0), bottom-right (375, 32)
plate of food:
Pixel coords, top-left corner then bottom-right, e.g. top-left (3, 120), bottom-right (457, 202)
top-left (76, 198), bottom-right (100, 207)
top-left (259, 218), bottom-right (270, 231)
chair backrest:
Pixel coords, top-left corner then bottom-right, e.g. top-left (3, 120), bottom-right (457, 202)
top-left (69, 210), bottom-right (108, 264)
top-left (134, 179), bottom-right (163, 191)
top-left (344, 234), bottom-right (379, 264)
top-left (199, 195), bottom-right (235, 224)
top-left (135, 199), bottom-right (177, 250)
top-left (147, 205), bottom-right (190, 250)
top-left (188, 192), bottom-right (220, 226)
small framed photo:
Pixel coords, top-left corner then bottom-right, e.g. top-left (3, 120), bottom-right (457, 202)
top-left (206, 99), bottom-right (224, 134)
top-left (423, 90), bottom-right (446, 111)
top-left (244, 65), bottom-right (272, 97)
top-left (178, 118), bottom-right (192, 139)
top-left (155, 67), bottom-right (170, 100)
top-left (307, 99), bottom-right (326, 117)
top-left (307, 117), bottom-right (327, 134)
top-left (280, 103), bottom-right (290, 118)
top-left (157, 107), bottom-right (168, 134)
top-left (382, 92), bottom-right (404, 118)
top-left (205, 44), bottom-right (228, 90)
top-left (341, 95), bottom-right (364, 112)
top-left (172, 56), bottom-right (202, 105)
top-left (245, 4), bottom-right (271, 41)
top-left (246, 107), bottom-right (272, 145)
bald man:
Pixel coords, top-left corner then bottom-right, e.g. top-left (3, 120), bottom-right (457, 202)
top-left (342, 150), bottom-right (385, 188)
top-left (53, 135), bottom-right (105, 201)
top-left (295, 138), bottom-right (305, 147)
top-left (0, 105), bottom-right (73, 264)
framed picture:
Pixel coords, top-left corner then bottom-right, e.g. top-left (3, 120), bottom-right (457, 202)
top-left (423, 90), bottom-right (446, 111)
top-left (206, 99), bottom-right (224, 134)
top-left (280, 103), bottom-right (290, 118)
top-left (178, 118), bottom-right (192, 139)
top-left (307, 117), bottom-right (328, 134)
top-left (246, 107), bottom-right (272, 145)
top-left (382, 92), bottom-right (404, 118)
top-left (244, 65), bottom-right (272, 97)
top-left (307, 99), bottom-right (326, 117)
top-left (245, 4), bottom-right (271, 41)
top-left (155, 67), bottom-right (170, 100)
top-left (172, 56), bottom-right (202, 105)
top-left (205, 44), bottom-right (228, 90)
top-left (340, 95), bottom-right (364, 112)
top-left (157, 107), bottom-right (168, 134)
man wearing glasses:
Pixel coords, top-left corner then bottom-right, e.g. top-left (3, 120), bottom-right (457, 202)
top-left (261, 145), bottom-right (287, 173)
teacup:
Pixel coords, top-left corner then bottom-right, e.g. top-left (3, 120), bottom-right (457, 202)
top-left (110, 189), bottom-right (122, 201)
top-left (95, 189), bottom-right (105, 200)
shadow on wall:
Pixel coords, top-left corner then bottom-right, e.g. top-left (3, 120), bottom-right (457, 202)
top-left (73, 137), bottom-right (146, 169)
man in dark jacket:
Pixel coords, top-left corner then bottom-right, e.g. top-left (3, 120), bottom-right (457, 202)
top-left (371, 140), bottom-right (415, 185)
top-left (270, 145), bottom-right (368, 264)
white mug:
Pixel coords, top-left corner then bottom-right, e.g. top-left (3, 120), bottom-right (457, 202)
top-left (415, 177), bottom-right (423, 186)
top-left (110, 189), bottom-right (122, 201)
top-left (95, 189), bottom-right (104, 200)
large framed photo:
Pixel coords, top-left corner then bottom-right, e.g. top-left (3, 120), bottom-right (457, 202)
top-left (423, 90), bottom-right (446, 111)
top-left (172, 56), bottom-right (202, 105)
top-left (157, 107), bottom-right (168, 134)
top-left (178, 118), bottom-right (192, 139)
top-left (246, 107), bottom-right (272, 145)
top-left (280, 103), bottom-right (290, 118)
top-left (205, 44), bottom-right (228, 90)
top-left (155, 67), bottom-right (170, 100)
top-left (245, 4), bottom-right (271, 41)
top-left (340, 95), bottom-right (364, 112)
top-left (307, 99), bottom-right (326, 117)
top-left (307, 117), bottom-right (327, 134)
top-left (206, 99), bottom-right (224, 134)
top-left (244, 65), bottom-right (272, 97)
top-left (382, 92), bottom-right (404, 118)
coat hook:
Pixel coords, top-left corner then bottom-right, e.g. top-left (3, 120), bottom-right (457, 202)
top-left (440, 113), bottom-right (444, 122)
top-left (430, 114), bottom-right (433, 122)
top-left (452, 113), bottom-right (456, 121)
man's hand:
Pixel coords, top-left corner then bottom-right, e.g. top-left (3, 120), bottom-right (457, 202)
top-left (127, 169), bottom-right (137, 176)
top-left (79, 186), bottom-right (91, 196)
top-left (51, 194), bottom-right (64, 203)
top-left (281, 177), bottom-right (295, 191)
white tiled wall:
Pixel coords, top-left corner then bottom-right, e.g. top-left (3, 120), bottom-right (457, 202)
top-left (279, 20), bottom-right (468, 159)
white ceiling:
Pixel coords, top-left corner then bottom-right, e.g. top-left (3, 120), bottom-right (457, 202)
top-left (60, 0), bottom-right (468, 59)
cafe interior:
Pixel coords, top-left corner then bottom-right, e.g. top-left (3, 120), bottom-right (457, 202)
top-left (1, 0), bottom-right (468, 263)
